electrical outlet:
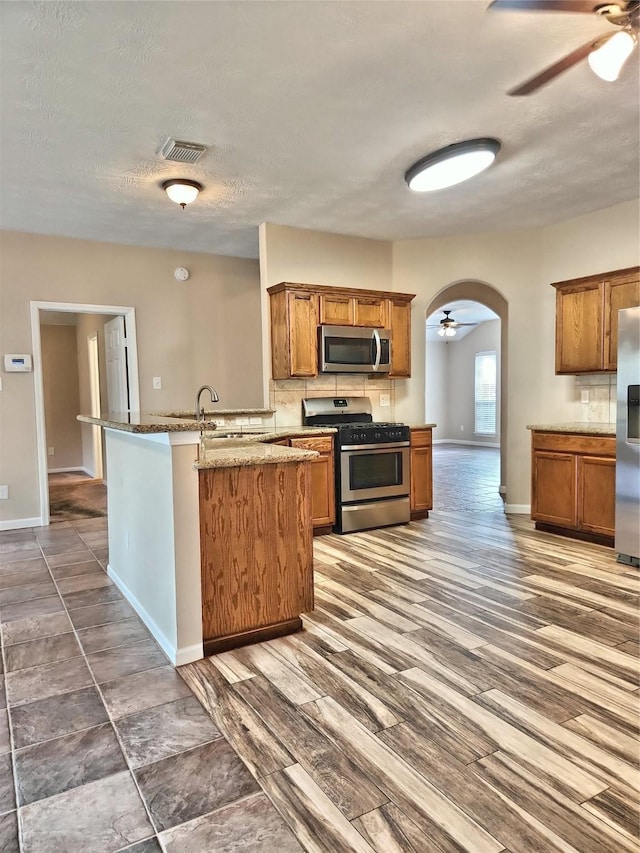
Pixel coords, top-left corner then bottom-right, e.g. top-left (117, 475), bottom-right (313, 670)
top-left (152, 377), bottom-right (162, 390)
top-left (48, 446), bottom-right (54, 456)
top-left (0, 485), bottom-right (8, 500)
top-left (379, 393), bottom-right (391, 407)
top-left (460, 425), bottom-right (464, 432)
top-left (0, 377), bottom-right (3, 391)
top-left (235, 417), bottom-right (250, 425)
top-left (213, 418), bottom-right (225, 426)
top-left (581, 389), bottom-right (589, 403)
top-left (249, 417), bottom-right (262, 425)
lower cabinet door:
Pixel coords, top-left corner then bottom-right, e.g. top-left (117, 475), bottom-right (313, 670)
top-left (290, 437), bottom-right (335, 528)
top-left (532, 451), bottom-right (577, 528)
top-left (410, 446), bottom-right (433, 512)
top-left (577, 455), bottom-right (615, 536)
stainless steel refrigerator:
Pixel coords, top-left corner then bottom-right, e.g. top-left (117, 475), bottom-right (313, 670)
top-left (615, 305), bottom-right (640, 567)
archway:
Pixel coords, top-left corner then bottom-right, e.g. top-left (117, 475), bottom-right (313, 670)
top-left (426, 281), bottom-right (508, 506)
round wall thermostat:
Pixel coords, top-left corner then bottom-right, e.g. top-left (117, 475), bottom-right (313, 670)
top-left (174, 267), bottom-right (190, 281)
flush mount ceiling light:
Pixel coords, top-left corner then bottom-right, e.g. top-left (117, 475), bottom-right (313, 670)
top-left (161, 179), bottom-right (203, 209)
top-left (588, 29), bottom-right (637, 81)
top-left (405, 138), bottom-right (501, 193)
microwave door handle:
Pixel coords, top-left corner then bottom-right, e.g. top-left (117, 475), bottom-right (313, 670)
top-left (372, 329), bottom-right (381, 371)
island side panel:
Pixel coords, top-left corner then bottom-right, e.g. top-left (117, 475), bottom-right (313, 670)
top-left (199, 460), bottom-right (313, 652)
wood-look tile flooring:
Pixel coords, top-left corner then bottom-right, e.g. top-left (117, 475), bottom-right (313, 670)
top-left (182, 512), bottom-right (640, 853)
top-left (432, 444), bottom-right (503, 512)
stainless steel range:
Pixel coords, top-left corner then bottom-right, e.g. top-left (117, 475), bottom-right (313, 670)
top-left (303, 397), bottom-right (410, 534)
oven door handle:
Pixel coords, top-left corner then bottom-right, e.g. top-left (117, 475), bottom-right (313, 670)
top-left (372, 329), bottom-right (381, 372)
top-left (340, 441), bottom-right (410, 451)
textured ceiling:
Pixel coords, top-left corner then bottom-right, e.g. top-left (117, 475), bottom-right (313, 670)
top-left (1, 1), bottom-right (638, 259)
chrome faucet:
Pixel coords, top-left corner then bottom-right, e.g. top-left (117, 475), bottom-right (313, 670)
top-left (195, 385), bottom-right (219, 421)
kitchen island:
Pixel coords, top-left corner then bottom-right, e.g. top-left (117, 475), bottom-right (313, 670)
top-left (78, 412), bottom-right (334, 664)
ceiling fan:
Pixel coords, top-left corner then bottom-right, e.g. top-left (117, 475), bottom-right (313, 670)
top-left (427, 310), bottom-right (478, 337)
top-left (489, 0), bottom-right (639, 95)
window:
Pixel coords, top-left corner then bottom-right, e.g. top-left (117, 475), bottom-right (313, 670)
top-left (475, 351), bottom-right (497, 436)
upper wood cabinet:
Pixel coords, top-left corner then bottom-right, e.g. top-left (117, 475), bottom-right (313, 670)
top-left (552, 266), bottom-right (639, 374)
top-left (268, 282), bottom-right (415, 380)
top-left (270, 288), bottom-right (318, 378)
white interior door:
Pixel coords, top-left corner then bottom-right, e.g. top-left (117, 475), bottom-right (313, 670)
top-left (104, 315), bottom-right (129, 413)
top-left (87, 333), bottom-right (103, 479)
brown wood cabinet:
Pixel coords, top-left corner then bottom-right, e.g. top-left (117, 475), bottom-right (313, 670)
top-left (552, 266), bottom-right (639, 374)
top-left (410, 427), bottom-right (433, 520)
top-left (289, 436), bottom-right (335, 534)
top-left (268, 282), bottom-right (415, 380)
top-left (530, 430), bottom-right (615, 543)
top-left (270, 288), bottom-right (319, 378)
top-left (388, 298), bottom-right (412, 378)
top-left (199, 460), bottom-right (314, 654)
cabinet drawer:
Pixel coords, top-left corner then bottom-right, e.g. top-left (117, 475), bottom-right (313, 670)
top-left (290, 436), bottom-right (333, 453)
top-left (410, 428), bottom-right (432, 448)
top-left (531, 432), bottom-right (615, 457)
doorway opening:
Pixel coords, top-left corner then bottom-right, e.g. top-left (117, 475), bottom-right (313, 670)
top-left (31, 301), bottom-right (140, 526)
top-left (425, 284), bottom-right (508, 512)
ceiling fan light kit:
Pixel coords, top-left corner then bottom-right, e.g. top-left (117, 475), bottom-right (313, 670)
top-left (587, 29), bottom-right (637, 80)
top-left (161, 179), bottom-right (203, 208)
top-left (405, 138), bottom-right (501, 192)
top-left (490, 0), bottom-right (639, 94)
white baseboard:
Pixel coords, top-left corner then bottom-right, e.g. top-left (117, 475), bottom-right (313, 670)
top-left (47, 467), bottom-right (92, 475)
top-left (504, 504), bottom-right (531, 514)
top-left (0, 516), bottom-right (45, 531)
top-left (433, 439), bottom-right (500, 448)
top-left (107, 563), bottom-right (203, 666)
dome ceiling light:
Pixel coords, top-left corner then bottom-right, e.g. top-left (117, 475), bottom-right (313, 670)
top-left (405, 138), bottom-right (501, 193)
top-left (162, 179), bottom-right (203, 209)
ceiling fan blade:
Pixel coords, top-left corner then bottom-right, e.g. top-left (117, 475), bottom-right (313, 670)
top-left (489, 0), bottom-right (597, 13)
top-left (507, 38), bottom-right (597, 95)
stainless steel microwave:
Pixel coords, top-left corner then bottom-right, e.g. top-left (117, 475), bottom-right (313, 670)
top-left (318, 325), bottom-right (391, 374)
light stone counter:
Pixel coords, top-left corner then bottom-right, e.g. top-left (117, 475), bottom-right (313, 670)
top-left (407, 423), bottom-right (437, 430)
top-left (197, 442), bottom-right (317, 469)
top-left (78, 411), bottom-right (222, 433)
top-left (526, 422), bottom-right (615, 436)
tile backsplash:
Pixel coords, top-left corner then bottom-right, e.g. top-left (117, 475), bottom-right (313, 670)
top-left (270, 376), bottom-right (395, 426)
top-left (574, 374), bottom-right (616, 423)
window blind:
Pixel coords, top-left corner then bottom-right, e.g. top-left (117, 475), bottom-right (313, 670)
top-left (475, 351), bottom-right (497, 436)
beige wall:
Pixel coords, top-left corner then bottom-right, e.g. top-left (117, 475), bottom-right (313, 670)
top-left (259, 222), bottom-right (393, 405)
top-left (429, 319), bottom-right (501, 445)
top-left (393, 199), bottom-right (640, 508)
top-left (40, 324), bottom-right (83, 470)
top-left (0, 230), bottom-right (261, 524)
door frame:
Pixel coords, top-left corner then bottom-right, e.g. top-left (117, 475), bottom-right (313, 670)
top-left (31, 301), bottom-right (140, 526)
top-left (87, 332), bottom-right (103, 480)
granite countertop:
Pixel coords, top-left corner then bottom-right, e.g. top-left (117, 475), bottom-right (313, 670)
top-left (197, 426), bottom-right (336, 469)
top-left (78, 409), bottom-right (276, 433)
top-left (526, 422), bottom-right (616, 436)
top-left (196, 442), bottom-right (318, 469)
top-left (407, 423), bottom-right (437, 430)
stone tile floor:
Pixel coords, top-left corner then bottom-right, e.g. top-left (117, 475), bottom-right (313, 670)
top-left (0, 518), bottom-right (302, 852)
top-left (432, 443), bottom-right (504, 512)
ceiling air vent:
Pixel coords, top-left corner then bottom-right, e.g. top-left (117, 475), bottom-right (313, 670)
top-left (159, 138), bottom-right (207, 164)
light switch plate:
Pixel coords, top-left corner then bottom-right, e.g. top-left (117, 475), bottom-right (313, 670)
top-left (0, 485), bottom-right (8, 500)
top-left (153, 377), bottom-right (162, 390)
top-left (249, 417), bottom-right (262, 425)
top-left (235, 417), bottom-right (250, 425)
top-left (379, 393), bottom-right (390, 407)
top-left (581, 389), bottom-right (589, 403)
